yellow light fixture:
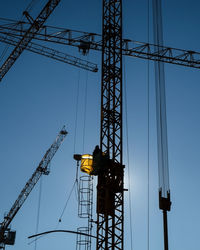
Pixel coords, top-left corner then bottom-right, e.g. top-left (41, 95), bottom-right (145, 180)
top-left (81, 154), bottom-right (93, 175)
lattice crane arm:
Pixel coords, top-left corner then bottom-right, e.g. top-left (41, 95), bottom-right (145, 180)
top-left (0, 127), bottom-right (67, 246)
top-left (0, 34), bottom-right (98, 72)
top-left (0, 18), bottom-right (200, 69)
top-left (0, 0), bottom-right (62, 81)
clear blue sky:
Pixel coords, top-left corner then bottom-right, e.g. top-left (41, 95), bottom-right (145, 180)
top-left (0, 1), bottom-right (200, 250)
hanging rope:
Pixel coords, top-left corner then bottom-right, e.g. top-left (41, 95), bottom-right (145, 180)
top-left (29, 67), bottom-right (81, 245)
top-left (72, 67), bottom-right (83, 204)
top-left (123, 57), bottom-right (133, 250)
top-left (28, 178), bottom-right (78, 246)
top-left (74, 160), bottom-right (79, 202)
top-left (57, 180), bottom-right (77, 226)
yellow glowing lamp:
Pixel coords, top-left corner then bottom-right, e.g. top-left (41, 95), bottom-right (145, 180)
top-left (81, 154), bottom-right (93, 175)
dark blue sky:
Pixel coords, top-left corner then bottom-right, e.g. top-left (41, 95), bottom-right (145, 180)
top-left (0, 1), bottom-right (200, 250)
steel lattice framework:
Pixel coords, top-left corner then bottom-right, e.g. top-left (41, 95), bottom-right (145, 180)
top-left (96, 0), bottom-right (123, 249)
top-left (0, 127), bottom-right (67, 247)
top-left (2, 18), bottom-right (200, 69)
top-left (0, 34), bottom-right (98, 72)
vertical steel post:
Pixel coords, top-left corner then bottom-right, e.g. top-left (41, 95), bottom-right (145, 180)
top-left (163, 210), bottom-right (169, 250)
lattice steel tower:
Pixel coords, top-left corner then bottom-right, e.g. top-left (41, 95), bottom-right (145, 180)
top-left (96, 0), bottom-right (124, 249)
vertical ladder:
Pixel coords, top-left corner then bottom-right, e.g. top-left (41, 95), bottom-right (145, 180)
top-left (76, 176), bottom-right (93, 250)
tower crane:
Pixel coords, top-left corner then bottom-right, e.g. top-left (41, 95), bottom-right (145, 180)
top-left (0, 1), bottom-right (199, 249)
top-left (0, 127), bottom-right (67, 249)
top-left (96, 1), bottom-right (123, 248)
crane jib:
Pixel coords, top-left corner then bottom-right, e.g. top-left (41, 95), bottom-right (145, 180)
top-left (0, 127), bottom-right (67, 247)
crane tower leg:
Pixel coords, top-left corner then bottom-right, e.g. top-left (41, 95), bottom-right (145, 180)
top-left (96, 0), bottom-right (124, 249)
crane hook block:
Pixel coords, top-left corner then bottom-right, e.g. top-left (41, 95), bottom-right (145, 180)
top-left (159, 190), bottom-right (171, 211)
top-left (74, 154), bottom-right (82, 161)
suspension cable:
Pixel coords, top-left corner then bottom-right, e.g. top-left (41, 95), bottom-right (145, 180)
top-left (57, 180), bottom-right (77, 226)
top-left (29, 67), bottom-right (82, 246)
top-left (82, 57), bottom-right (89, 153)
top-left (28, 178), bottom-right (78, 246)
top-left (73, 68), bottom-right (81, 154)
top-left (152, 1), bottom-right (171, 250)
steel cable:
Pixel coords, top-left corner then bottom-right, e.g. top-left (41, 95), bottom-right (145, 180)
top-left (73, 68), bottom-right (81, 154)
top-left (82, 56), bottom-right (89, 153)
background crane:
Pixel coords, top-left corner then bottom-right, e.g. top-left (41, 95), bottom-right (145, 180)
top-left (0, 127), bottom-right (67, 249)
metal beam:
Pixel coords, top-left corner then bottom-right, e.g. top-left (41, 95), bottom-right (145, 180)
top-left (1, 18), bottom-right (200, 69)
top-left (0, 34), bottom-right (98, 72)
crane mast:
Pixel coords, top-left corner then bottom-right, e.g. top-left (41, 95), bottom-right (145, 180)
top-left (96, 0), bottom-right (124, 249)
top-left (0, 127), bottom-right (67, 248)
top-left (0, 0), bottom-right (61, 81)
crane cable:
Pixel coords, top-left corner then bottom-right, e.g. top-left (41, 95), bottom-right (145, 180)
top-left (28, 176), bottom-right (78, 246)
top-left (152, 0), bottom-right (170, 197)
top-left (58, 66), bottom-right (83, 223)
top-left (57, 180), bottom-right (77, 225)
top-left (29, 67), bottom-right (82, 246)
top-left (57, 59), bottom-right (90, 223)
top-left (82, 56), bottom-right (89, 153)
top-left (123, 57), bottom-right (133, 250)
top-left (73, 68), bottom-right (81, 154)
